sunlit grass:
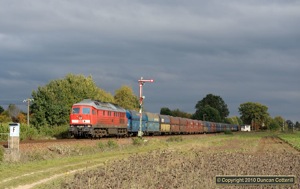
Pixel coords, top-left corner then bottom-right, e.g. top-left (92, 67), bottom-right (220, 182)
top-left (278, 131), bottom-right (300, 150)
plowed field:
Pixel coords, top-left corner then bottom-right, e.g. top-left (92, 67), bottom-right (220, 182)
top-left (61, 135), bottom-right (300, 189)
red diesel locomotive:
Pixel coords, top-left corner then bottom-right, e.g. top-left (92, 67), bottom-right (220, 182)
top-left (69, 99), bottom-right (127, 138)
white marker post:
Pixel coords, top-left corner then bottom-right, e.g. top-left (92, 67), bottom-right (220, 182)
top-left (9, 123), bottom-right (20, 152)
top-left (138, 77), bottom-right (154, 138)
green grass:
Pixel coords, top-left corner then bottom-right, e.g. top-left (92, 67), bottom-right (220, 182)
top-left (278, 131), bottom-right (300, 150)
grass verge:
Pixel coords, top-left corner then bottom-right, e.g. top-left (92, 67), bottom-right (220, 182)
top-left (278, 131), bottom-right (300, 150)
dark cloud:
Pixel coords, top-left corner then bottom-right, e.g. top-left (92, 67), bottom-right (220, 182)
top-left (0, 0), bottom-right (299, 121)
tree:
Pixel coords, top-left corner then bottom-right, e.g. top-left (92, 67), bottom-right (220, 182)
top-left (0, 111), bottom-right (11, 123)
top-left (286, 120), bottom-right (295, 130)
top-left (160, 107), bottom-right (192, 118)
top-left (193, 105), bottom-right (222, 122)
top-left (295, 121), bottom-right (300, 130)
top-left (7, 104), bottom-right (21, 122)
top-left (114, 85), bottom-right (139, 110)
top-left (238, 102), bottom-right (270, 130)
top-left (160, 107), bottom-right (172, 116)
top-left (193, 94), bottom-right (229, 122)
top-left (171, 109), bottom-right (192, 118)
top-left (31, 74), bottom-right (114, 126)
top-left (0, 106), bottom-right (4, 114)
top-left (17, 113), bottom-right (27, 124)
top-left (268, 118), bottom-right (281, 131)
top-left (273, 116), bottom-right (285, 131)
top-left (226, 116), bottom-right (243, 125)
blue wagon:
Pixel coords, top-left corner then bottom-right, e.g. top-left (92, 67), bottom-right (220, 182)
top-left (145, 112), bottom-right (160, 135)
top-left (216, 123), bottom-right (223, 132)
top-left (126, 110), bottom-right (147, 135)
top-left (204, 121), bottom-right (212, 133)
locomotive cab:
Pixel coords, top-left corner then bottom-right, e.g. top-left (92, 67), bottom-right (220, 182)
top-left (69, 105), bottom-right (97, 138)
top-left (70, 105), bottom-right (98, 125)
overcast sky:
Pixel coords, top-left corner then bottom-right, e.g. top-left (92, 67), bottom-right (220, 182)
top-left (0, 0), bottom-right (299, 121)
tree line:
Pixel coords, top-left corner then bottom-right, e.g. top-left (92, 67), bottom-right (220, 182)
top-left (0, 74), bottom-right (298, 131)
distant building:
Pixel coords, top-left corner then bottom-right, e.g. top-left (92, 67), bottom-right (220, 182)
top-left (241, 125), bottom-right (251, 132)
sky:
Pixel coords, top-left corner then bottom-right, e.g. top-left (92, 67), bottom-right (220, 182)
top-left (0, 0), bottom-right (299, 122)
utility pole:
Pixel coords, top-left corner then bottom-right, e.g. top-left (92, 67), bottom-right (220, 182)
top-left (23, 98), bottom-right (34, 125)
top-left (138, 77), bottom-right (154, 138)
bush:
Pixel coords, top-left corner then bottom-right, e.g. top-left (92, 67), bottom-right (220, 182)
top-left (20, 125), bottom-right (39, 140)
top-left (132, 137), bottom-right (144, 146)
top-left (38, 125), bottom-right (69, 139)
top-left (97, 142), bottom-right (105, 150)
top-left (269, 120), bottom-right (281, 131)
top-left (107, 140), bottom-right (118, 149)
top-left (0, 123), bottom-right (9, 141)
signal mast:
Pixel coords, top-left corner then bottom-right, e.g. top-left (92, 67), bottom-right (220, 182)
top-left (138, 77), bottom-right (154, 137)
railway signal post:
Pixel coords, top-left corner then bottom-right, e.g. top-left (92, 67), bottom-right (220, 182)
top-left (138, 77), bottom-right (154, 137)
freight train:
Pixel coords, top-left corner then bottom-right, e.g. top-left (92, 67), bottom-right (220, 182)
top-left (69, 99), bottom-right (239, 138)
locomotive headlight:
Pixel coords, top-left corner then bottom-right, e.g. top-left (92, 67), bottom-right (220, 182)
top-left (83, 119), bottom-right (91, 124)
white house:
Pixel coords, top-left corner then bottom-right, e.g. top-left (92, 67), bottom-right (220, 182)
top-left (241, 125), bottom-right (251, 132)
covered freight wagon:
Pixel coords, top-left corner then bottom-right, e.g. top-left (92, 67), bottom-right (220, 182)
top-left (127, 110), bottom-right (147, 135)
top-left (190, 120), bottom-right (199, 134)
top-left (170, 116), bottom-right (180, 134)
top-left (159, 115), bottom-right (171, 134)
top-left (145, 112), bottom-right (160, 135)
top-left (179, 118), bottom-right (189, 134)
